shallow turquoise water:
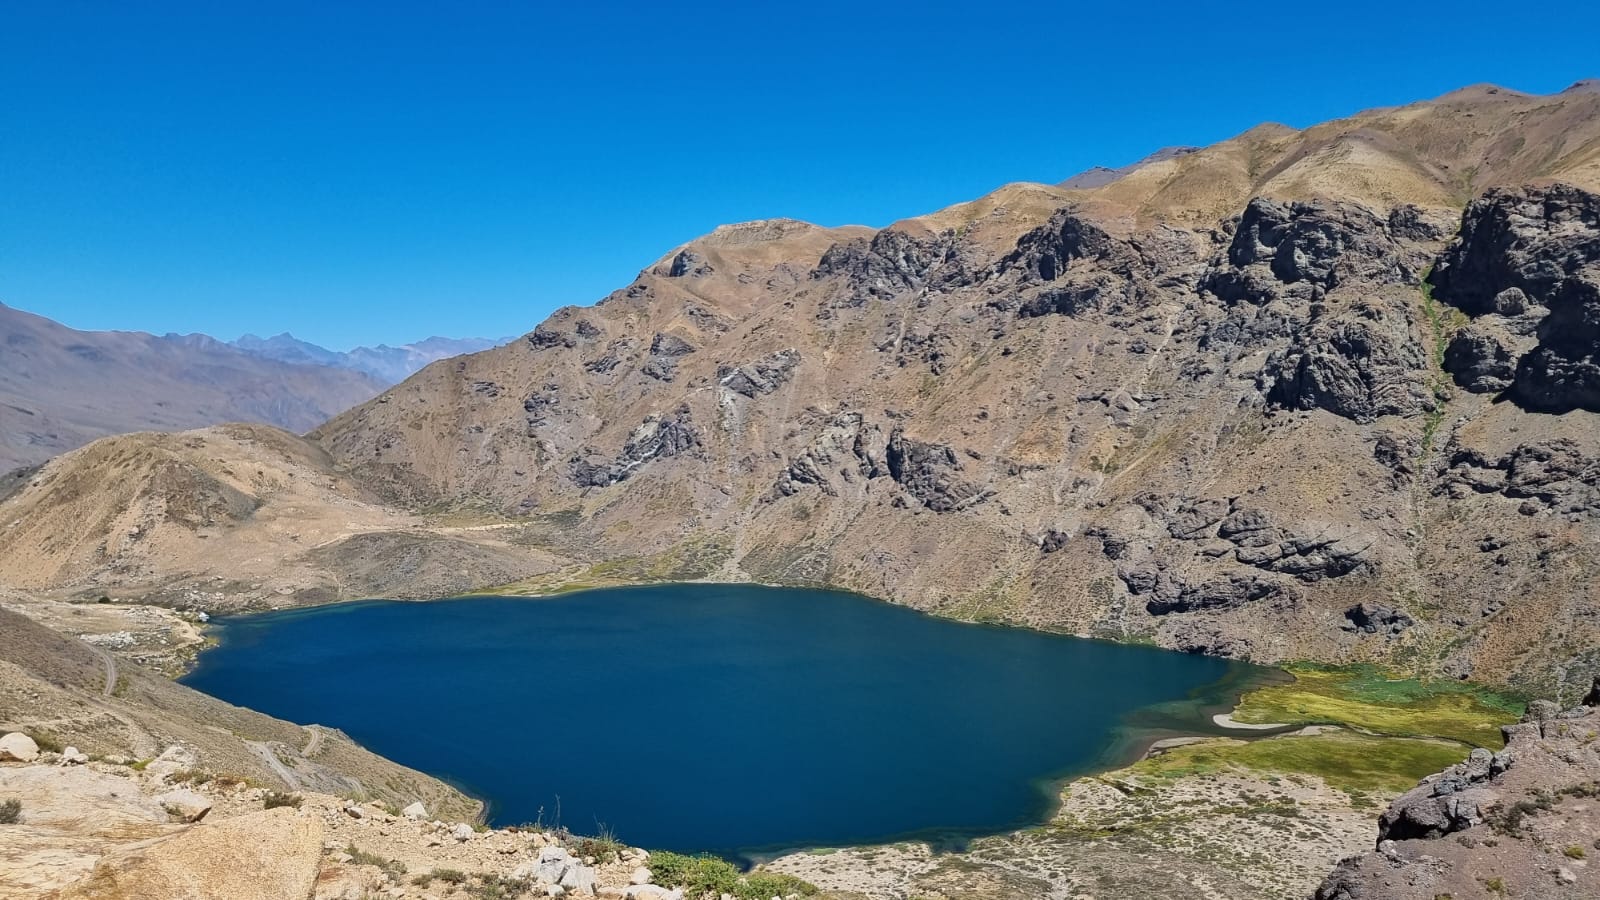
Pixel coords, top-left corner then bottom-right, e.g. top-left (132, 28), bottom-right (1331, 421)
top-left (181, 584), bottom-right (1269, 857)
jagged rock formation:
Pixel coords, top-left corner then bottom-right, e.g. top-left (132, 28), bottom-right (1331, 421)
top-left (1316, 683), bottom-right (1600, 899)
top-left (1430, 184), bottom-right (1600, 413)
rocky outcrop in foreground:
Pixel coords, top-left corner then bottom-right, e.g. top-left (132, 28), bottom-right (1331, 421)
top-left (1316, 682), bottom-right (1600, 899)
top-left (0, 746), bottom-right (800, 900)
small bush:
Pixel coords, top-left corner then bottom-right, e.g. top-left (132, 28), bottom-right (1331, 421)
top-left (466, 873), bottom-right (531, 899)
top-left (743, 871), bottom-right (819, 897)
top-left (30, 733), bottom-right (64, 754)
top-left (572, 824), bottom-right (624, 863)
top-left (1487, 791), bottom-right (1556, 837)
top-left (432, 869), bottom-right (469, 884)
top-left (1565, 845), bottom-right (1587, 859)
top-left (345, 844), bottom-right (406, 881)
top-left (0, 798), bottom-right (21, 824)
top-left (646, 851), bottom-right (817, 899)
top-left (170, 770), bottom-right (213, 786)
top-left (263, 791), bottom-right (303, 810)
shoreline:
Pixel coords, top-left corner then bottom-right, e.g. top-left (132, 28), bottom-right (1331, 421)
top-left (177, 582), bottom-right (1302, 863)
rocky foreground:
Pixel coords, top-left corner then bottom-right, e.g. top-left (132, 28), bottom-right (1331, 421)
top-left (0, 737), bottom-right (777, 900)
top-left (1317, 685), bottom-right (1600, 898)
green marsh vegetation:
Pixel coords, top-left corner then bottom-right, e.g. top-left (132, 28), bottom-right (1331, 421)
top-left (1230, 664), bottom-right (1524, 748)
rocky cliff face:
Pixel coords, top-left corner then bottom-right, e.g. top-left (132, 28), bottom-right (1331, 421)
top-left (299, 86), bottom-right (1600, 698)
top-left (1316, 686), bottom-right (1600, 900)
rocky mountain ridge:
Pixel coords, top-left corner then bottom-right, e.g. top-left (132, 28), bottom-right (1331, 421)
top-left (300, 83), bottom-right (1600, 698)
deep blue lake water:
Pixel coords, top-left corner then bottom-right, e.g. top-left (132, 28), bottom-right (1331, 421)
top-left (181, 584), bottom-right (1271, 857)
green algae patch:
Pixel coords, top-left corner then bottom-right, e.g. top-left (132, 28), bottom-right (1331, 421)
top-left (1128, 731), bottom-right (1470, 795)
top-left (1231, 664), bottom-right (1523, 748)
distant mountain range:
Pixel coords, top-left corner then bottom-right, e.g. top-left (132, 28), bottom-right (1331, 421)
top-left (0, 302), bottom-right (504, 470)
top-left (230, 333), bottom-right (510, 385)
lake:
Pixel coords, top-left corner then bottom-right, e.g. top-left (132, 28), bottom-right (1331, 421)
top-left (181, 584), bottom-right (1273, 858)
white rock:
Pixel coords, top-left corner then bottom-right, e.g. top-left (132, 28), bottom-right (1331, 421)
top-left (544, 886), bottom-right (567, 898)
top-left (401, 801), bottom-right (427, 820)
top-left (58, 745), bottom-right (89, 766)
top-left (451, 822), bottom-right (474, 842)
top-left (559, 864), bottom-right (597, 895)
top-left (630, 867), bottom-right (653, 885)
top-left (0, 732), bottom-right (40, 762)
top-left (540, 847), bottom-right (573, 863)
top-left (145, 744), bottom-right (198, 779)
top-left (157, 788), bottom-right (213, 822)
top-left (623, 887), bottom-right (679, 900)
top-left (344, 803), bottom-right (367, 819)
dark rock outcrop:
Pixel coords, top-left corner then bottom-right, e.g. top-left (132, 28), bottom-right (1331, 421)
top-left (885, 429), bottom-right (990, 512)
top-left (1203, 198), bottom-right (1412, 304)
top-left (1443, 322), bottom-right (1521, 392)
top-left (568, 408), bottom-right (701, 488)
top-left (1260, 300), bottom-right (1433, 422)
top-left (1440, 439), bottom-right (1600, 517)
top-left (1430, 184), bottom-right (1600, 412)
top-left (719, 349), bottom-right (801, 398)
top-left (1144, 573), bottom-right (1299, 615)
top-left (1341, 602), bottom-right (1414, 636)
top-left (1140, 496), bottom-right (1376, 582)
top-left (814, 228), bottom-right (969, 302)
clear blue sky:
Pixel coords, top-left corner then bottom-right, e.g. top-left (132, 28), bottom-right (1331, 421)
top-left (2, 1), bottom-right (1596, 349)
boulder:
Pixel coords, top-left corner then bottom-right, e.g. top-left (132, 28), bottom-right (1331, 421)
top-left (450, 822), bottom-right (474, 842)
top-left (630, 867), bottom-right (653, 885)
top-left (0, 731), bottom-right (40, 762)
top-left (57, 808), bottom-right (324, 900)
top-left (401, 801), bottom-right (427, 820)
top-left (536, 846), bottom-right (572, 884)
top-left (58, 746), bottom-right (89, 766)
top-left (559, 864), bottom-right (597, 895)
top-left (156, 789), bottom-right (213, 823)
top-left (143, 745), bottom-right (198, 780)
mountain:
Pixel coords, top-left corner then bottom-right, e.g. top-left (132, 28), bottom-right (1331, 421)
top-left (1057, 145), bottom-right (1201, 189)
top-left (303, 82), bottom-right (1600, 698)
top-left (4, 80), bottom-right (1600, 900)
top-left (0, 303), bottom-right (385, 471)
top-left (231, 332), bottom-right (508, 384)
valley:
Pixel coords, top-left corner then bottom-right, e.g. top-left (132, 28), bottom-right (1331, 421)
top-left (5, 78), bottom-right (1600, 898)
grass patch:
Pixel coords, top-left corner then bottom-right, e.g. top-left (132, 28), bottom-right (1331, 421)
top-left (345, 844), bottom-right (407, 881)
top-left (262, 791), bottom-right (303, 810)
top-left (465, 873), bottom-right (531, 899)
top-left (646, 851), bottom-right (817, 899)
top-left (1130, 731), bottom-right (1471, 795)
top-left (571, 824), bottom-right (624, 863)
top-left (1232, 664), bottom-right (1523, 748)
top-left (0, 798), bottom-right (20, 824)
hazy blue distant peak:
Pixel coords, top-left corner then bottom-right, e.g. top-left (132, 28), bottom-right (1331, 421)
top-left (229, 332), bottom-right (506, 385)
top-left (232, 332), bottom-right (346, 368)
